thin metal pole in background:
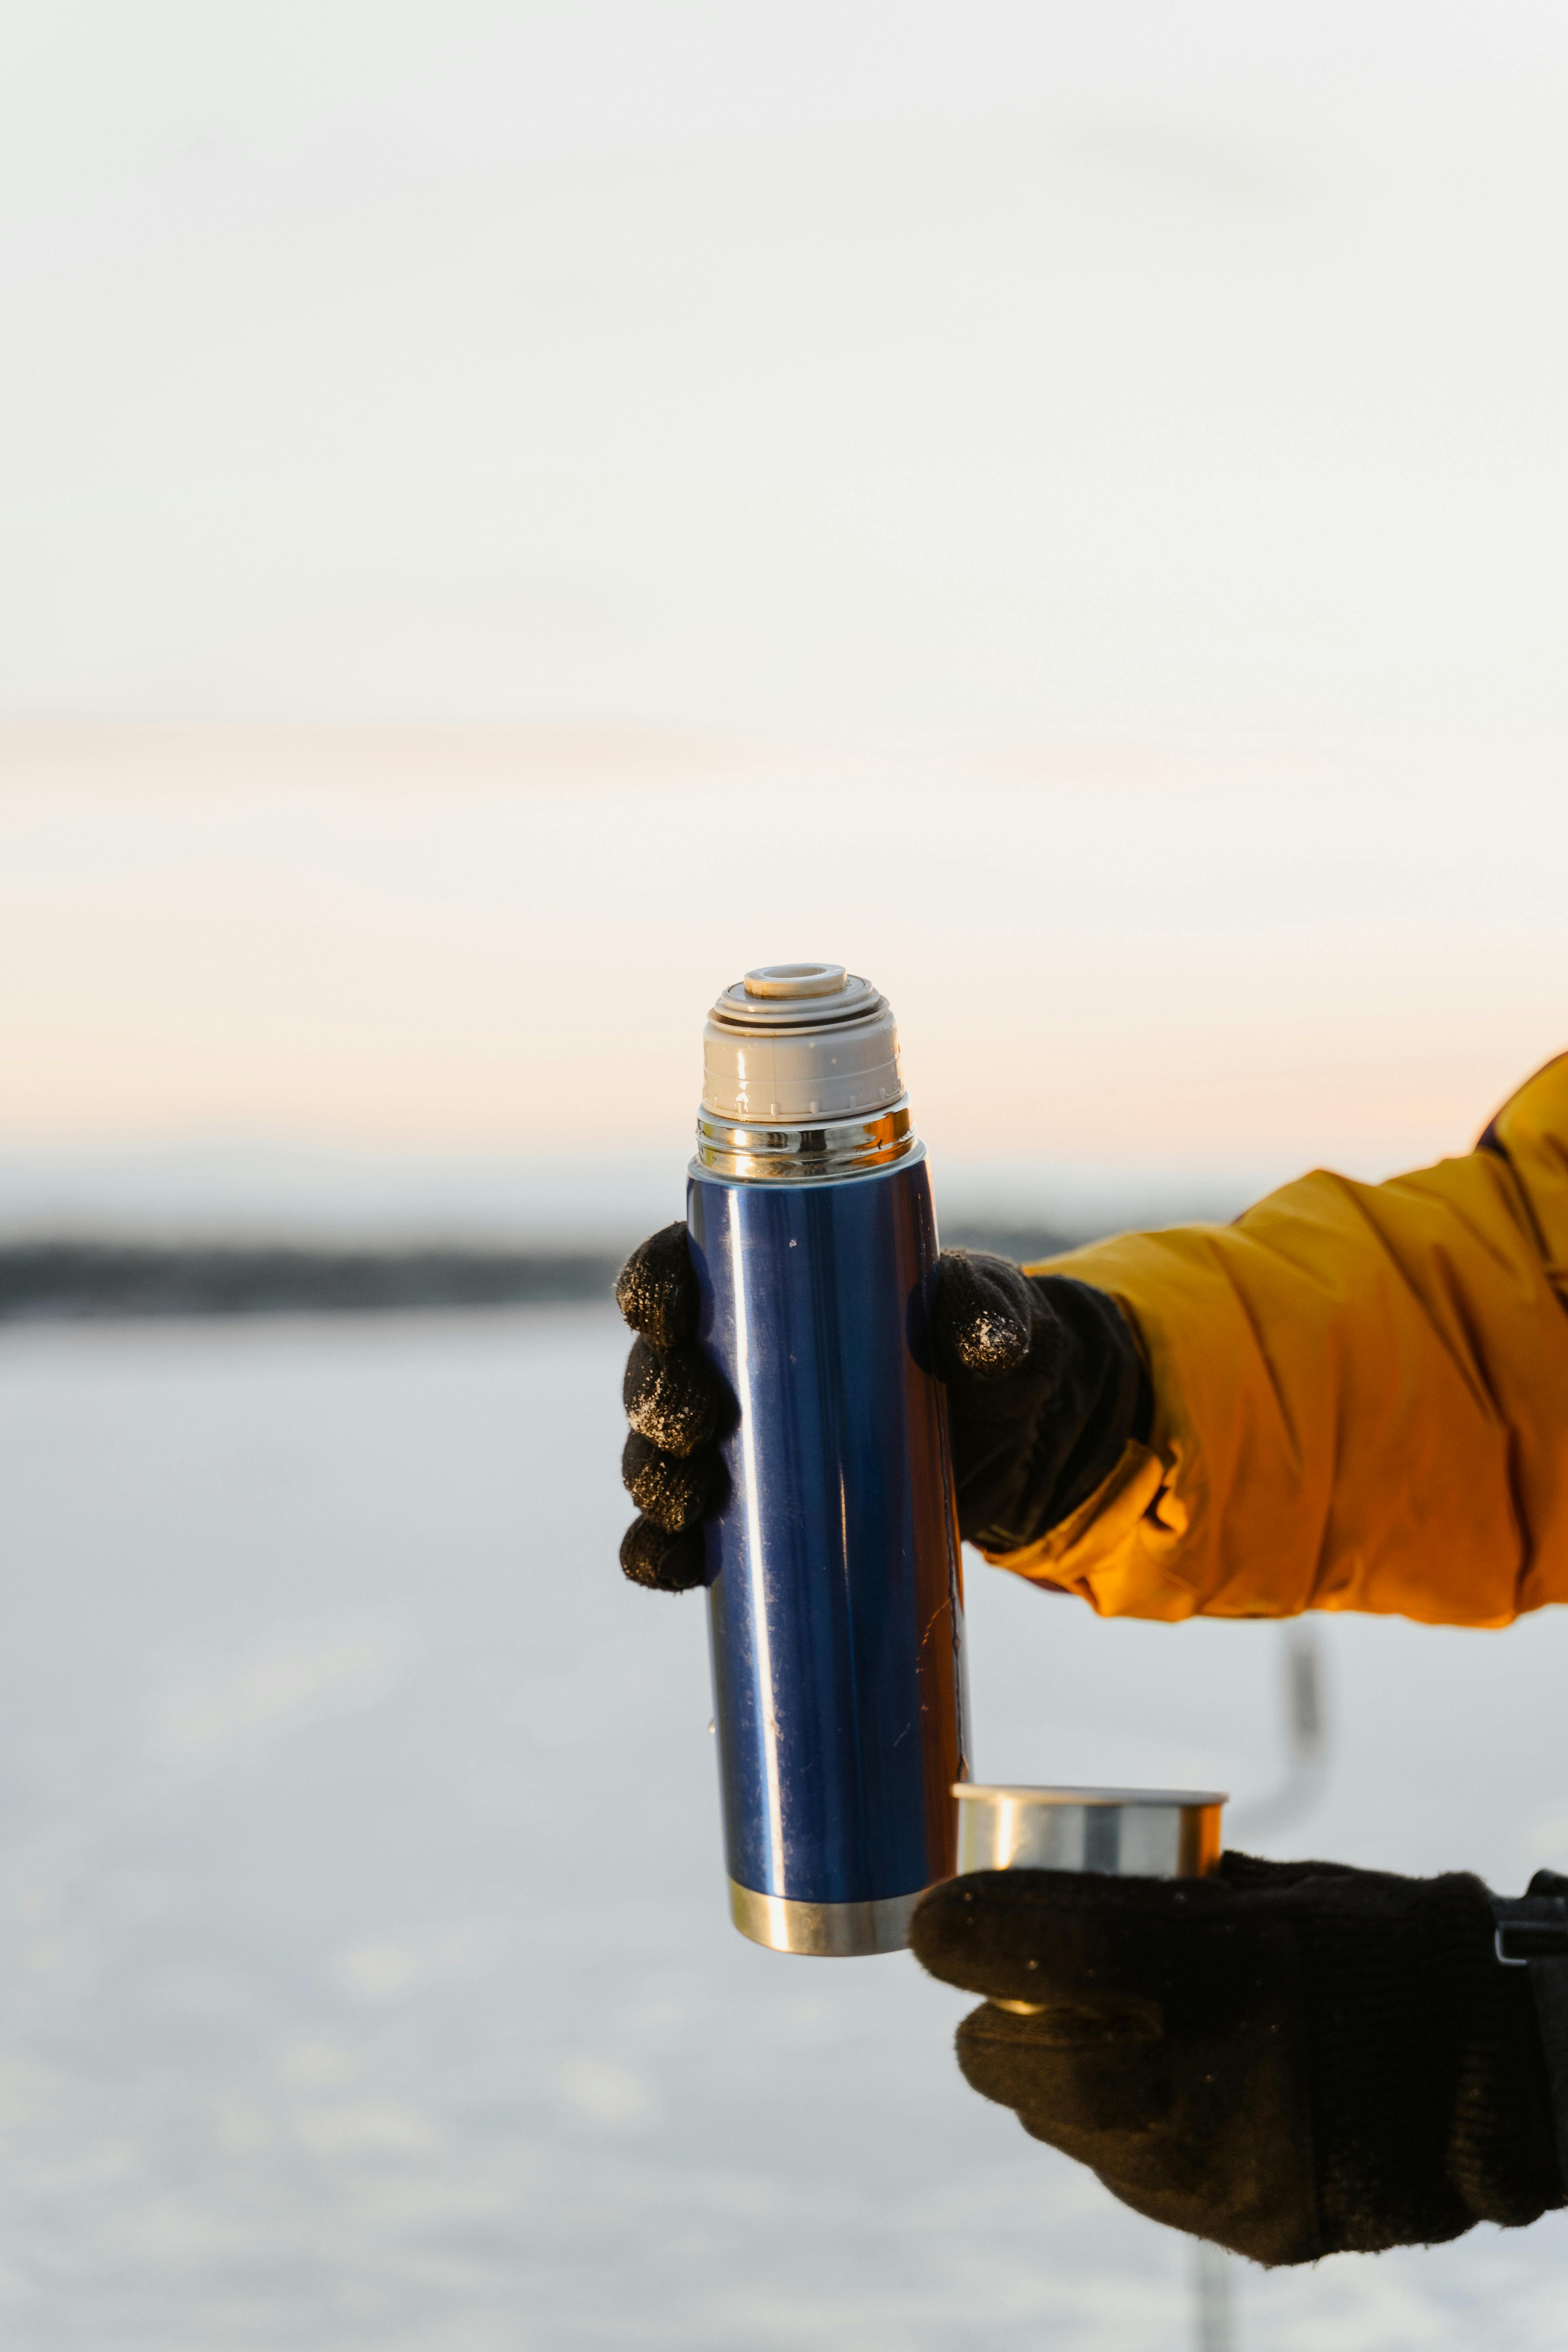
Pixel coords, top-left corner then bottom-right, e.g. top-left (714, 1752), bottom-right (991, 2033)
top-left (1189, 1620), bottom-right (1330, 2352)
top-left (1227, 1622), bottom-right (1328, 1847)
top-left (1191, 2239), bottom-right (1235, 2352)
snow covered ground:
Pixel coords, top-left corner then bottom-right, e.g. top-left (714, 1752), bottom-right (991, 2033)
top-left (2, 1304), bottom-right (1566, 2349)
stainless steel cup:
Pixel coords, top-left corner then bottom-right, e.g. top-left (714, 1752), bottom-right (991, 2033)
top-left (953, 1783), bottom-right (1226, 1882)
top-left (952, 1785), bottom-right (1227, 2014)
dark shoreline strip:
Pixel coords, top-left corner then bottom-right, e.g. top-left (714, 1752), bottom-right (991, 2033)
top-left (0, 1227), bottom-right (1076, 1320)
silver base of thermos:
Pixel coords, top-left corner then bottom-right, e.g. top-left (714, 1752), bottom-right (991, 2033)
top-left (727, 1880), bottom-right (923, 1957)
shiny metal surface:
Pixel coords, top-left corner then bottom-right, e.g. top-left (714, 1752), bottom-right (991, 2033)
top-left (694, 1100), bottom-right (915, 1181)
top-left (690, 1148), bottom-right (968, 1939)
top-left (954, 1784), bottom-right (1226, 1882)
top-left (727, 1879), bottom-right (923, 1957)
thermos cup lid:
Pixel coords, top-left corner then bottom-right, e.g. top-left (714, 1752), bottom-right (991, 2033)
top-left (953, 1783), bottom-right (1226, 1882)
top-left (702, 963), bottom-right (904, 1123)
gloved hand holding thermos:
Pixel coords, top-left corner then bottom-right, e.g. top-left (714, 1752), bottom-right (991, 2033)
top-left (618, 963), bottom-right (1149, 1960)
top-left (619, 969), bottom-right (1149, 1597)
top-left (614, 981), bottom-right (1568, 2264)
top-left (622, 1229), bottom-right (1149, 1591)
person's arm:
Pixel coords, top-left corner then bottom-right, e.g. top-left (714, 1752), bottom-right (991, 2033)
top-left (619, 1054), bottom-right (1568, 1617)
top-left (613, 1056), bottom-right (1568, 2261)
top-left (903, 1055), bottom-right (1568, 2263)
top-left (986, 1052), bottom-right (1568, 1627)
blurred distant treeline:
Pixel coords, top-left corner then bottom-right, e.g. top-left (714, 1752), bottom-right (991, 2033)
top-left (0, 1227), bottom-right (1080, 1320)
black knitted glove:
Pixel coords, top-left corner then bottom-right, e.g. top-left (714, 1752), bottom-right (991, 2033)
top-left (615, 1223), bottom-right (725, 1591)
top-left (930, 1248), bottom-right (1149, 1554)
top-left (910, 1854), bottom-right (1564, 2266)
top-left (614, 1230), bottom-right (1149, 1591)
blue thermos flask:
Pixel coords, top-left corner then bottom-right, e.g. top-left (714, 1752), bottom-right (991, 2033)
top-left (686, 963), bottom-right (970, 1956)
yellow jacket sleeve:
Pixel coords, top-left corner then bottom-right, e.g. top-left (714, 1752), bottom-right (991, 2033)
top-left (986, 1054), bottom-right (1568, 1629)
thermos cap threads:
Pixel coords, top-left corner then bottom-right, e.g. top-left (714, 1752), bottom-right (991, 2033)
top-left (702, 962), bottom-right (904, 1125)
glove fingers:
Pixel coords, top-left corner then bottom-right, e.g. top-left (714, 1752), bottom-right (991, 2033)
top-left (911, 1868), bottom-right (1232, 2007)
top-left (623, 1335), bottom-right (723, 1455)
top-left (616, 1222), bottom-right (700, 1348)
top-left (953, 1984), bottom-right (1319, 2267)
top-left (932, 1250), bottom-right (1035, 1383)
top-left (1217, 1849), bottom-right (1366, 1893)
top-left (619, 1515), bottom-right (709, 1592)
top-left (957, 2002), bottom-right (1169, 2133)
top-left (615, 1225), bottom-right (723, 1585)
top-left (621, 1430), bottom-right (716, 1533)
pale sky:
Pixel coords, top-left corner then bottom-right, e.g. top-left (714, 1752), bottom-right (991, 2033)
top-left (2, 726), bottom-right (1563, 1226)
top-left (2, 6), bottom-right (1566, 1219)
top-left (6, 2), bottom-right (1568, 746)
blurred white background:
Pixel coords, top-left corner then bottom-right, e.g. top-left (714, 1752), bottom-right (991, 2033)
top-left (5, 1309), bottom-right (1568, 2350)
top-left (4, 8), bottom-right (1568, 2347)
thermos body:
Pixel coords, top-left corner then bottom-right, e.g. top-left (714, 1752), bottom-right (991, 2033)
top-left (689, 1152), bottom-right (968, 1953)
top-left (688, 964), bottom-right (969, 1956)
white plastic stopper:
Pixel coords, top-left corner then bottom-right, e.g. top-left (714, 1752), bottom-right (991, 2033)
top-left (701, 965), bottom-right (904, 1125)
top-left (743, 963), bottom-right (849, 1000)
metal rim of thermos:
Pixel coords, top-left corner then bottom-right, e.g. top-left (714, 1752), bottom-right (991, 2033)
top-left (695, 1099), bottom-right (917, 1182)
